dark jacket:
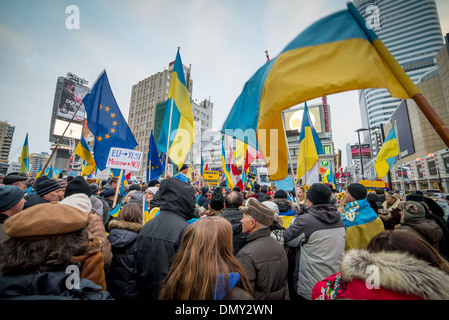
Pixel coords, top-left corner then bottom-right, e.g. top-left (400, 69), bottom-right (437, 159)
top-left (106, 220), bottom-right (142, 300)
top-left (135, 178), bottom-right (196, 300)
top-left (284, 204), bottom-right (345, 299)
top-left (236, 227), bottom-right (288, 300)
top-left (397, 217), bottom-right (443, 249)
top-left (219, 207), bottom-right (246, 255)
top-left (23, 193), bottom-right (48, 209)
top-left (0, 271), bottom-right (112, 300)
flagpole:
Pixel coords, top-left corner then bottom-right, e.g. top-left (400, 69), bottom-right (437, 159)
top-left (393, 120), bottom-right (405, 192)
top-left (165, 98), bottom-right (174, 179)
top-left (281, 110), bottom-right (300, 205)
top-left (113, 169), bottom-right (123, 208)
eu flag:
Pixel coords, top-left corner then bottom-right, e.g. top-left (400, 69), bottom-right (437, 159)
top-left (147, 131), bottom-right (163, 182)
top-left (83, 71), bottom-right (137, 170)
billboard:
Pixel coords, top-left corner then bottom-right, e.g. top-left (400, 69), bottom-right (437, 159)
top-left (53, 119), bottom-right (83, 139)
top-left (49, 75), bottom-right (89, 145)
top-left (351, 144), bottom-right (371, 158)
top-left (283, 105), bottom-right (323, 134)
top-left (57, 78), bottom-right (89, 122)
top-left (390, 100), bottom-right (415, 158)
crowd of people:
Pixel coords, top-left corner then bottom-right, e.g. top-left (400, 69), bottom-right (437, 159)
top-left (1, 170), bottom-right (449, 300)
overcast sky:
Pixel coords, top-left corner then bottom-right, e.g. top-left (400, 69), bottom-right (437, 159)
top-left (1, 0), bottom-right (448, 168)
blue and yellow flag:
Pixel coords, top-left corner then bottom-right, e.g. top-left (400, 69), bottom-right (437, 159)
top-left (147, 131), bottom-right (163, 182)
top-left (19, 133), bottom-right (29, 174)
top-left (375, 125), bottom-right (399, 179)
top-left (222, 2), bottom-right (420, 181)
top-left (74, 136), bottom-right (96, 176)
top-left (83, 70), bottom-right (137, 170)
top-left (221, 137), bottom-right (234, 189)
top-left (157, 49), bottom-right (196, 168)
top-left (297, 102), bottom-right (323, 182)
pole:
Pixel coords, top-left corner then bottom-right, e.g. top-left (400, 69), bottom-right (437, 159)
top-left (164, 99), bottom-right (174, 179)
top-left (357, 131), bottom-right (364, 181)
top-left (112, 169), bottom-right (123, 208)
top-left (393, 120), bottom-right (405, 192)
top-left (281, 111), bottom-right (300, 205)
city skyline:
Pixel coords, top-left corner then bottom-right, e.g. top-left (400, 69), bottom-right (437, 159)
top-left (1, 0), bottom-right (449, 169)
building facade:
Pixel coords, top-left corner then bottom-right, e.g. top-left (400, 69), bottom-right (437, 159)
top-left (128, 59), bottom-right (213, 179)
top-left (0, 120), bottom-right (15, 164)
top-left (380, 39), bottom-right (449, 192)
top-left (354, 0), bottom-right (445, 141)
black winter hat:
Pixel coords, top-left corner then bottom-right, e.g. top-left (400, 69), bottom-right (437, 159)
top-left (3, 172), bottom-right (28, 185)
top-left (36, 179), bottom-right (61, 196)
top-left (347, 183), bottom-right (368, 200)
top-left (307, 183), bottom-right (331, 205)
top-left (274, 190), bottom-right (288, 199)
top-left (209, 188), bottom-right (225, 211)
top-left (64, 176), bottom-right (92, 198)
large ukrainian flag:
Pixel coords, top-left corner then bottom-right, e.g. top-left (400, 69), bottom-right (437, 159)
top-left (297, 102), bottom-right (323, 183)
top-left (222, 2), bottom-right (420, 181)
top-left (74, 136), bottom-right (96, 176)
top-left (375, 125), bottom-right (399, 178)
top-left (19, 133), bottom-right (29, 174)
top-left (157, 48), bottom-right (196, 168)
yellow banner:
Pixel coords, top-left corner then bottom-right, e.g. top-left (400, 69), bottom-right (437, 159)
top-left (203, 170), bottom-right (220, 186)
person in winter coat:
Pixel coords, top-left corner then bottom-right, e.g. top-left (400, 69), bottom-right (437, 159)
top-left (135, 177), bottom-right (196, 300)
top-left (312, 229), bottom-right (449, 300)
top-left (198, 186), bottom-right (209, 207)
top-left (284, 183), bottom-right (345, 300)
top-left (62, 179), bottom-right (113, 272)
top-left (272, 189), bottom-right (300, 228)
top-left (341, 183), bottom-right (385, 250)
top-left (158, 216), bottom-right (253, 300)
top-left (107, 203), bottom-right (142, 300)
top-left (23, 178), bottom-right (61, 209)
top-left (380, 191), bottom-right (402, 229)
top-left (236, 198), bottom-right (288, 300)
top-left (395, 201), bottom-right (443, 250)
top-left (219, 190), bottom-right (246, 255)
top-left (0, 202), bottom-right (112, 300)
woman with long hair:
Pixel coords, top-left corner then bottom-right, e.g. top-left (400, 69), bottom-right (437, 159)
top-left (158, 216), bottom-right (253, 300)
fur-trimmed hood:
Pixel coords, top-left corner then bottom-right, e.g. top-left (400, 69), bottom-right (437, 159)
top-left (108, 219), bottom-right (142, 232)
top-left (341, 249), bottom-right (449, 300)
top-left (107, 220), bottom-right (142, 249)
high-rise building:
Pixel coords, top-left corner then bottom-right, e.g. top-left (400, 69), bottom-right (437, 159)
top-left (0, 120), bottom-right (15, 164)
top-left (128, 60), bottom-right (213, 179)
top-left (354, 0), bottom-right (444, 135)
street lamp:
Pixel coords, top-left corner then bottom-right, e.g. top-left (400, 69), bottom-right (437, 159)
top-left (355, 128), bottom-right (369, 180)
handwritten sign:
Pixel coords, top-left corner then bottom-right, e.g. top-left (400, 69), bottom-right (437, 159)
top-left (106, 147), bottom-right (142, 171)
top-left (203, 170), bottom-right (220, 186)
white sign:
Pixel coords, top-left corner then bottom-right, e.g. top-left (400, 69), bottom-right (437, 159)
top-left (106, 147), bottom-right (142, 171)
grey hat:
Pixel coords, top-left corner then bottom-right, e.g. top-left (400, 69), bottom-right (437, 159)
top-left (239, 198), bottom-right (275, 226)
top-left (403, 201), bottom-right (425, 221)
top-left (128, 192), bottom-right (144, 205)
top-left (0, 185), bottom-right (25, 212)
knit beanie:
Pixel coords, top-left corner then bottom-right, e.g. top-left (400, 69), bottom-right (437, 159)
top-left (36, 179), bottom-right (61, 197)
top-left (307, 183), bottom-right (331, 205)
top-left (64, 176), bottom-right (92, 198)
top-left (347, 183), bottom-right (368, 200)
top-left (60, 193), bottom-right (93, 215)
top-left (209, 189), bottom-right (225, 211)
top-left (274, 190), bottom-right (288, 199)
top-left (0, 185), bottom-right (25, 212)
top-left (262, 201), bottom-right (279, 216)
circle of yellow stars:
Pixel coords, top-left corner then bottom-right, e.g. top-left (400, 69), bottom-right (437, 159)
top-left (97, 104), bottom-right (118, 142)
